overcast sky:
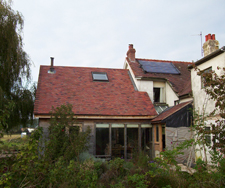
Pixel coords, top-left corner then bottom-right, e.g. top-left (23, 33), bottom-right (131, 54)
top-left (12, 0), bottom-right (225, 83)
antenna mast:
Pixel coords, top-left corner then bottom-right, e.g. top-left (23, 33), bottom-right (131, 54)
top-left (200, 31), bottom-right (203, 57)
top-left (191, 31), bottom-right (203, 57)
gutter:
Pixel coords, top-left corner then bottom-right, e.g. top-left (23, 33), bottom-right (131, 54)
top-left (34, 114), bottom-right (157, 120)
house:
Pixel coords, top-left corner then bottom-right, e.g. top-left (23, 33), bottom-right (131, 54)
top-left (34, 58), bottom-right (158, 160)
top-left (189, 34), bottom-right (225, 162)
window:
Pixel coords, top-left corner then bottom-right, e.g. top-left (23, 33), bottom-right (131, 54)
top-left (174, 100), bottom-right (180, 106)
top-left (66, 124), bottom-right (82, 134)
top-left (201, 67), bottom-right (212, 88)
top-left (95, 123), bottom-right (152, 159)
top-left (96, 124), bottom-right (109, 155)
top-left (205, 127), bottom-right (211, 144)
top-left (156, 125), bottom-right (159, 142)
top-left (154, 104), bottom-right (168, 114)
top-left (92, 72), bottom-right (108, 81)
top-left (153, 87), bottom-right (164, 103)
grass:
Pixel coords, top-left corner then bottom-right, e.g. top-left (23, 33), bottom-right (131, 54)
top-left (0, 134), bottom-right (29, 152)
top-left (1, 134), bottom-right (21, 141)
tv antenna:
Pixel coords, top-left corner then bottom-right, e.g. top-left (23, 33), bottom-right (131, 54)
top-left (191, 32), bottom-right (203, 57)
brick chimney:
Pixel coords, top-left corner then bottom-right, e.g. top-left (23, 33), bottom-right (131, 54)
top-left (203, 34), bottom-right (219, 56)
top-left (126, 44), bottom-right (136, 62)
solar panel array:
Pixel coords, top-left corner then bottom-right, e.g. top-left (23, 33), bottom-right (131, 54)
top-left (138, 60), bottom-right (180, 74)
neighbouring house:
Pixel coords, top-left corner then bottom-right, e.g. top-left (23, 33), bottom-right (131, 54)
top-left (34, 58), bottom-right (158, 160)
top-left (123, 44), bottom-right (193, 160)
top-left (189, 33), bottom-right (225, 162)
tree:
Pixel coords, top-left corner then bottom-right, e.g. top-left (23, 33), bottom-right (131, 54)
top-left (45, 103), bottom-right (91, 162)
top-left (0, 0), bottom-right (34, 131)
top-left (201, 66), bottom-right (225, 155)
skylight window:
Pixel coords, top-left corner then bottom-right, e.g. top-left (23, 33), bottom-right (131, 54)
top-left (92, 72), bottom-right (108, 81)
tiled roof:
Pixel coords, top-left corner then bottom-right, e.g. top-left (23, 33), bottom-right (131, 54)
top-left (34, 66), bottom-right (157, 117)
top-left (151, 101), bottom-right (192, 123)
top-left (127, 58), bottom-right (192, 97)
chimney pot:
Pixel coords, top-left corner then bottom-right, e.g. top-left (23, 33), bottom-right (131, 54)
top-left (48, 57), bottom-right (56, 73)
top-left (129, 44), bottom-right (133, 49)
top-left (51, 57), bottom-right (54, 68)
top-left (203, 33), bottom-right (219, 57)
top-left (208, 34), bottom-right (212, 40)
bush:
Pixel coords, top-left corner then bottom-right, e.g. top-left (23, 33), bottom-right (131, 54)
top-left (1, 103), bottom-right (225, 187)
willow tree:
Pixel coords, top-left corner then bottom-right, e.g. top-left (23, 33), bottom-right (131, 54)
top-left (0, 0), bottom-right (34, 132)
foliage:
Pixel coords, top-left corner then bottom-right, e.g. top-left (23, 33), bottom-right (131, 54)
top-left (131, 151), bottom-right (150, 169)
top-left (196, 66), bottom-right (225, 155)
top-left (0, 104), bottom-right (225, 187)
top-left (0, 0), bottom-right (35, 132)
top-left (0, 101), bottom-right (14, 139)
top-left (0, 127), bottom-right (46, 188)
top-left (0, 103), bottom-right (92, 187)
top-left (0, 135), bottom-right (29, 152)
top-left (45, 103), bottom-right (91, 163)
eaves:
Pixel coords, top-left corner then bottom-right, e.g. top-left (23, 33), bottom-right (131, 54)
top-left (136, 76), bottom-right (167, 82)
top-left (188, 46), bottom-right (225, 69)
top-left (34, 114), bottom-right (157, 120)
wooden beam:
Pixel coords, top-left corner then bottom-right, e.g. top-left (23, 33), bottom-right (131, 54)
top-left (109, 124), bottom-right (112, 157)
top-left (124, 124), bottom-right (127, 160)
top-left (152, 125), bottom-right (155, 159)
top-left (138, 124), bottom-right (141, 153)
top-left (93, 123), bottom-right (96, 155)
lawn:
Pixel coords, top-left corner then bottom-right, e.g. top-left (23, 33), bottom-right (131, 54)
top-left (0, 134), bottom-right (29, 153)
top-left (1, 134), bottom-right (21, 141)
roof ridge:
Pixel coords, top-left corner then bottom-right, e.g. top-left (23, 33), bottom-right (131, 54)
top-left (40, 65), bottom-right (126, 70)
top-left (136, 58), bottom-right (192, 64)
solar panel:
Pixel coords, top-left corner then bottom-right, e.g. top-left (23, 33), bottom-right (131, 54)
top-left (138, 60), bottom-right (180, 74)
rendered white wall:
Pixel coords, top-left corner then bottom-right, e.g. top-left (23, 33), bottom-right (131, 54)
top-left (191, 53), bottom-right (225, 115)
top-left (124, 60), bottom-right (179, 106)
top-left (191, 52), bottom-right (225, 164)
top-left (180, 97), bottom-right (193, 103)
top-left (165, 82), bottom-right (179, 107)
top-left (124, 60), bottom-right (154, 101)
top-left (138, 79), bottom-right (154, 101)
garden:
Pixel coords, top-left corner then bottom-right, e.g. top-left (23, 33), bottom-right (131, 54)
top-left (0, 104), bottom-right (225, 188)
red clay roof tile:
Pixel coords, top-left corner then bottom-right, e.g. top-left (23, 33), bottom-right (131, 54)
top-left (34, 66), bottom-right (157, 116)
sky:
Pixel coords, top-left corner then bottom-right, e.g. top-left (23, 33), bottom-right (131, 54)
top-left (12, 0), bottom-right (225, 83)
